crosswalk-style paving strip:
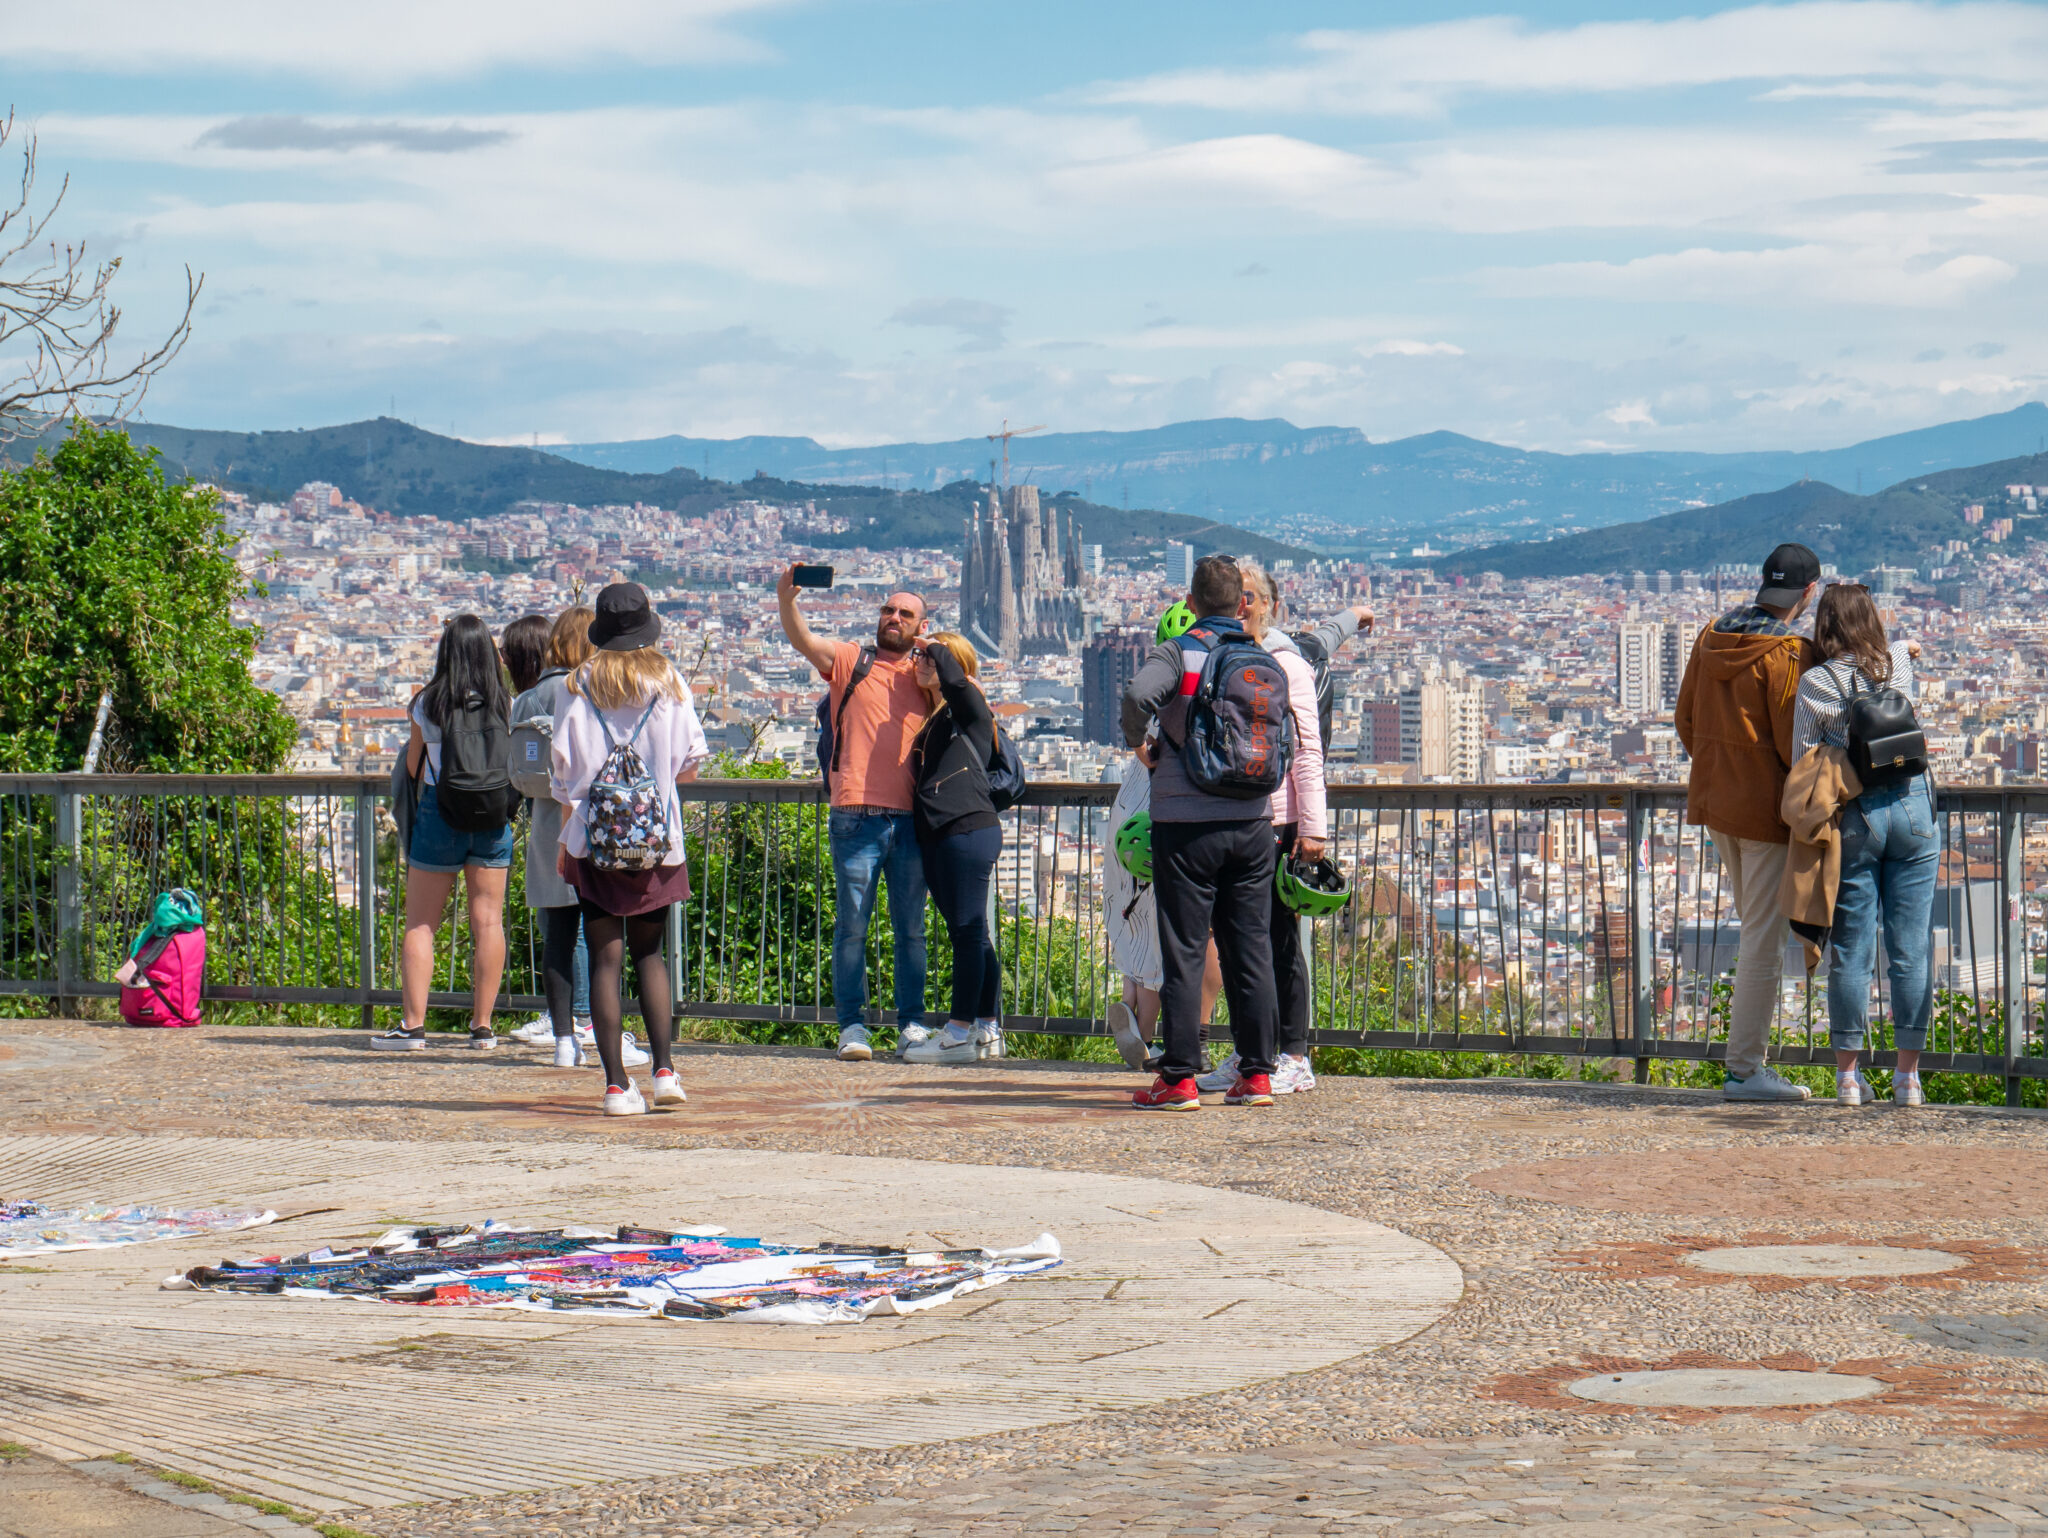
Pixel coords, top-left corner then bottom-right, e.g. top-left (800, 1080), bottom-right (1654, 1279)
top-left (0, 1133), bottom-right (1462, 1512)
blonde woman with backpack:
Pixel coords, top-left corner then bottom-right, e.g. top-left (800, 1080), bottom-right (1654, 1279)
top-left (550, 584), bottom-right (708, 1115)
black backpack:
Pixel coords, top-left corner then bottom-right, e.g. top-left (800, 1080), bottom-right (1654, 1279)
top-left (1290, 629), bottom-right (1336, 750)
top-left (1160, 623), bottom-right (1295, 800)
top-left (435, 689), bottom-right (518, 832)
top-left (815, 646), bottom-right (877, 789)
top-left (1841, 664), bottom-right (1927, 790)
top-left (986, 725), bottom-right (1026, 812)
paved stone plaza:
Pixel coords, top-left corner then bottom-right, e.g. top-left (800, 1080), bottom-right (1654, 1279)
top-left (2, 1019), bottom-right (2046, 1536)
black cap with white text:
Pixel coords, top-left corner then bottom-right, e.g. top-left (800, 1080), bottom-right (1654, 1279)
top-left (1756, 543), bottom-right (1820, 608)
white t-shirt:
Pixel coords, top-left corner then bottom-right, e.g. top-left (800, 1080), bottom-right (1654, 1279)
top-left (409, 695), bottom-right (443, 785)
top-left (1103, 758), bottom-right (1162, 990)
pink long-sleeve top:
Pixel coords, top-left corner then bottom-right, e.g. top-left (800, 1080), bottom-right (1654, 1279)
top-left (1265, 643), bottom-right (1327, 839)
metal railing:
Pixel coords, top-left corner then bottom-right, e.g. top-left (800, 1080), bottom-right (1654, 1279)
top-left (3, 774), bottom-right (2043, 1101)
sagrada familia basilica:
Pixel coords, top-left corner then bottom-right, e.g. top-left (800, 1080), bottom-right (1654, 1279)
top-left (960, 483), bottom-right (1088, 659)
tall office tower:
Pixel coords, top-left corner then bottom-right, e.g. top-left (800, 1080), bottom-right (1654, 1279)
top-left (1166, 541), bottom-right (1195, 589)
top-left (1444, 681), bottom-right (1486, 783)
top-left (1660, 620), bottom-right (1701, 709)
top-left (1081, 629), bottom-right (1153, 746)
top-left (1617, 621), bottom-right (1664, 713)
top-left (1400, 679), bottom-right (1485, 781)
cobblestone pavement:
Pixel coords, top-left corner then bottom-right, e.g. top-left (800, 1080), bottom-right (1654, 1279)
top-left (5, 1018), bottom-right (2048, 1536)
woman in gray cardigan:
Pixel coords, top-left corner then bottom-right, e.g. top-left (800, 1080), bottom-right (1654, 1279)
top-left (509, 605), bottom-right (645, 1071)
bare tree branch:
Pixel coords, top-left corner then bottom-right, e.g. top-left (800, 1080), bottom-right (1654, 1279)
top-left (0, 108), bottom-right (203, 443)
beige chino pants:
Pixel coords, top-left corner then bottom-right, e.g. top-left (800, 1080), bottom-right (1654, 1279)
top-left (1710, 831), bottom-right (1789, 1081)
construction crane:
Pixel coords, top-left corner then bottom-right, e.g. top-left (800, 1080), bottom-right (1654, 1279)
top-left (985, 419), bottom-right (1046, 489)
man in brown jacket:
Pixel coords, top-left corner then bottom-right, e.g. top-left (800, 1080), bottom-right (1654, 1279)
top-left (1675, 542), bottom-right (1820, 1102)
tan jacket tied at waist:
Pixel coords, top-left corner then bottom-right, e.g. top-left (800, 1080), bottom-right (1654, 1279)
top-left (1778, 745), bottom-right (1862, 973)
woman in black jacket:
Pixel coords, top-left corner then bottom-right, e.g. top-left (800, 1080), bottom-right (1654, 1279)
top-left (902, 632), bottom-right (1004, 1065)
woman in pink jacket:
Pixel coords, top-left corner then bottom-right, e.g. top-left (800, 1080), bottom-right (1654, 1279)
top-left (1234, 562), bottom-right (1330, 1096)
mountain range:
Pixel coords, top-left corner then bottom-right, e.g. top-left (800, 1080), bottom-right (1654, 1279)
top-left (13, 417), bottom-right (1303, 565)
top-left (1434, 452), bottom-right (2048, 581)
top-left (556, 403), bottom-right (2048, 543)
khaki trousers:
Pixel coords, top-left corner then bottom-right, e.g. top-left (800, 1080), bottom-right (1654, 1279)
top-left (1711, 831), bottom-right (1789, 1081)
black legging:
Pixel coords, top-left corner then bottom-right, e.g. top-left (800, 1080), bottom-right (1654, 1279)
top-left (542, 904), bottom-right (582, 1039)
top-left (585, 906), bottom-right (674, 1088)
top-left (922, 823), bottom-right (1002, 1024)
top-left (1272, 823), bottom-right (1314, 1058)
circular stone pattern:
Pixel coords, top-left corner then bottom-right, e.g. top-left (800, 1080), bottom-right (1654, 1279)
top-left (1566, 1368), bottom-right (1887, 1408)
top-left (1684, 1244), bottom-right (1967, 1279)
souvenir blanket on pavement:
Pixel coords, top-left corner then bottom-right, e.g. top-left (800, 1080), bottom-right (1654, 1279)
top-left (2, 1199), bottom-right (277, 1258)
top-left (167, 1221), bottom-right (1063, 1326)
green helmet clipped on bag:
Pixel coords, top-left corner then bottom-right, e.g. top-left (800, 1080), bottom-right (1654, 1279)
top-left (1155, 601), bottom-right (1197, 645)
top-left (1114, 810), bottom-right (1154, 882)
top-left (1275, 853), bottom-right (1350, 917)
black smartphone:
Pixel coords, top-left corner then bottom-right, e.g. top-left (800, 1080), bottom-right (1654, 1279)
top-left (792, 564), bottom-right (834, 589)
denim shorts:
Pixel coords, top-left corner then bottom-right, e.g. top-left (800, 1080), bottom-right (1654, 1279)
top-left (409, 783), bottom-right (515, 873)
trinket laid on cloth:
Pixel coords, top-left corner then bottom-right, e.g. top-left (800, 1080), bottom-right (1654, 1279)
top-left (168, 1221), bottom-right (1062, 1326)
top-left (1, 1198), bottom-right (276, 1257)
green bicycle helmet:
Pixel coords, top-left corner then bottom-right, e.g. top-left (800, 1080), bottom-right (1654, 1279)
top-left (1155, 601), bottom-right (1197, 645)
top-left (1114, 810), bottom-right (1154, 882)
top-left (1275, 853), bottom-right (1350, 917)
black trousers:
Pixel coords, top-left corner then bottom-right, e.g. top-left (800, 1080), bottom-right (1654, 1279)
top-left (1271, 823), bottom-right (1313, 1058)
top-left (921, 823), bottom-right (1003, 1024)
top-left (1154, 818), bottom-right (1278, 1084)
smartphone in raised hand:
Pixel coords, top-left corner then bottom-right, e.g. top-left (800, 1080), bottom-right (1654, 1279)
top-left (791, 564), bottom-right (834, 589)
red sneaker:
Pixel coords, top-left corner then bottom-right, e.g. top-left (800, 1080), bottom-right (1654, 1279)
top-left (1131, 1075), bottom-right (1200, 1112)
top-left (1224, 1073), bottom-right (1275, 1106)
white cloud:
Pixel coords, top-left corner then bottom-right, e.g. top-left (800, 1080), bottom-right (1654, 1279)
top-left (1090, 3), bottom-right (2048, 116)
top-left (0, 0), bottom-right (790, 83)
top-left (1359, 339), bottom-right (1463, 358)
top-left (1604, 401), bottom-right (1657, 427)
top-left (1483, 244), bottom-right (2019, 308)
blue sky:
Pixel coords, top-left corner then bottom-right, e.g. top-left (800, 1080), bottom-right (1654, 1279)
top-left (5, 0), bottom-right (2045, 452)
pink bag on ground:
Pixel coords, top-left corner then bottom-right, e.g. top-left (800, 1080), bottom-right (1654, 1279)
top-left (119, 927), bottom-right (205, 1027)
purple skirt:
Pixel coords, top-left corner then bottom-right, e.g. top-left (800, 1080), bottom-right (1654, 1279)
top-left (565, 854), bottom-right (692, 917)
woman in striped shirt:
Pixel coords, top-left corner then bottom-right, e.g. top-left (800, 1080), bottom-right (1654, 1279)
top-left (1791, 583), bottom-right (1935, 1108)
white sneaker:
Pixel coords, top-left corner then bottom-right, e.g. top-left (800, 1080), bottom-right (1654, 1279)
top-left (903, 1024), bottom-right (978, 1065)
top-left (1194, 1053), bottom-right (1242, 1094)
top-left (1272, 1054), bottom-right (1316, 1094)
top-left (1855, 1066), bottom-right (1874, 1103)
top-left (899, 1023), bottom-right (933, 1048)
top-left (1837, 1071), bottom-right (1865, 1106)
top-left (1106, 1000), bottom-right (1150, 1070)
top-left (1723, 1065), bottom-right (1813, 1102)
top-left (574, 1017), bottom-right (595, 1044)
top-left (619, 1032), bottom-right (651, 1068)
top-left (603, 1081), bottom-right (647, 1116)
top-left (369, 1027), bottom-right (426, 1052)
top-left (1895, 1072), bottom-right (1926, 1107)
top-left (511, 1015), bottom-right (555, 1045)
top-left (552, 1035), bottom-right (586, 1069)
top-left (837, 1026), bottom-right (873, 1061)
top-left (650, 1068), bottom-right (686, 1105)
top-left (974, 1020), bottom-right (1004, 1060)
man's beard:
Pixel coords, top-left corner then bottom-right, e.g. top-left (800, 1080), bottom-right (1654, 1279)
top-left (876, 623), bottom-right (915, 654)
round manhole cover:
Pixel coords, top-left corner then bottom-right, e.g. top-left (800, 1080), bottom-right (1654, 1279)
top-left (1684, 1244), bottom-right (1965, 1279)
top-left (1565, 1368), bottom-right (1886, 1408)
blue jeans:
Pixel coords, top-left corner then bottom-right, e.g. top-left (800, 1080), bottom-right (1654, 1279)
top-left (830, 810), bottom-right (928, 1032)
top-left (1828, 776), bottom-right (1939, 1053)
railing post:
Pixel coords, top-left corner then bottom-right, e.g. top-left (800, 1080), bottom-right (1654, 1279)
top-left (355, 788), bottom-right (377, 1031)
top-left (2002, 792), bottom-right (2026, 1108)
top-left (1627, 790), bottom-right (1654, 1083)
top-left (53, 787), bottom-right (81, 1018)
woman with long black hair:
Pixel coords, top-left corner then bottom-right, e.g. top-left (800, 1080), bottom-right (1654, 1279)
top-left (374, 613), bottom-right (516, 1051)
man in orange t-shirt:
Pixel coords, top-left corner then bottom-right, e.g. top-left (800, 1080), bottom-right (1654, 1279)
top-left (777, 567), bottom-right (932, 1061)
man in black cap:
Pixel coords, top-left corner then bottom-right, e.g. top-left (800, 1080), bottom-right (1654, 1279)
top-left (1675, 541), bottom-right (1820, 1103)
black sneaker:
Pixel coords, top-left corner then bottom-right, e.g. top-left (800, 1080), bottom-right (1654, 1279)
top-left (370, 1027), bottom-right (426, 1053)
